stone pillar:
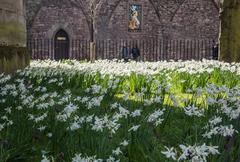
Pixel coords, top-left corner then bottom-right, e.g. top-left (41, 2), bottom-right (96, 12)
top-left (0, 0), bottom-right (29, 73)
top-left (219, 0), bottom-right (240, 62)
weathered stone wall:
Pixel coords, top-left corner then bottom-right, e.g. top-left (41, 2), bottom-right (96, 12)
top-left (30, 6), bottom-right (90, 40)
top-left (0, 46), bottom-right (30, 73)
top-left (26, 0), bottom-right (220, 40)
top-left (99, 0), bottom-right (163, 40)
top-left (25, 0), bottom-right (42, 32)
top-left (0, 0), bottom-right (26, 46)
top-left (170, 0), bottom-right (219, 39)
top-left (0, 0), bottom-right (29, 73)
top-left (219, 0), bottom-right (240, 62)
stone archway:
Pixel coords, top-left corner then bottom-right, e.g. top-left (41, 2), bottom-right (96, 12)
top-left (27, 0), bottom-right (90, 40)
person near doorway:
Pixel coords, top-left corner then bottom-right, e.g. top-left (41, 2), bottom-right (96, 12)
top-left (122, 43), bottom-right (129, 62)
top-left (212, 41), bottom-right (219, 60)
top-left (131, 44), bottom-right (140, 61)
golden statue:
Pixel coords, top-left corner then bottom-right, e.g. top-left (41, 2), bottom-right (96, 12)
top-left (129, 11), bottom-right (140, 30)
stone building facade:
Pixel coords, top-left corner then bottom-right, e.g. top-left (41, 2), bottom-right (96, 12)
top-left (26, 0), bottom-right (220, 40)
top-left (25, 0), bottom-right (220, 61)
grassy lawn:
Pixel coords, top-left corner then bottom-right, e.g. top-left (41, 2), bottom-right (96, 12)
top-left (0, 60), bottom-right (240, 162)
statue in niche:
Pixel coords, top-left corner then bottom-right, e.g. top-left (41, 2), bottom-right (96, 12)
top-left (128, 4), bottom-right (142, 31)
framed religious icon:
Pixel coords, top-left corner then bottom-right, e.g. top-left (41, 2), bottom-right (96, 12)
top-left (128, 4), bottom-right (142, 32)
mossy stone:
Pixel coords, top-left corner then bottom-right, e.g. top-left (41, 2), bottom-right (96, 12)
top-left (0, 46), bottom-right (30, 73)
top-left (219, 0), bottom-right (240, 62)
top-left (0, 21), bottom-right (26, 46)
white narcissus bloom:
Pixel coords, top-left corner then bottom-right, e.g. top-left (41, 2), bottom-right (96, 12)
top-left (3, 59), bottom-right (240, 161)
top-left (41, 87), bottom-right (47, 92)
top-left (106, 156), bottom-right (114, 162)
top-left (209, 116), bottom-right (222, 126)
top-left (130, 109), bottom-right (142, 118)
top-left (112, 113), bottom-right (123, 121)
top-left (178, 144), bottom-right (219, 162)
top-left (161, 146), bottom-right (177, 160)
top-left (34, 113), bottom-right (48, 123)
top-left (118, 106), bottom-right (129, 118)
top-left (120, 140), bottom-right (129, 147)
top-left (63, 103), bottom-right (78, 115)
top-left (38, 126), bottom-right (46, 132)
top-left (112, 147), bottom-right (122, 156)
top-left (69, 122), bottom-right (81, 131)
top-left (47, 133), bottom-right (52, 138)
top-left (106, 119), bottom-right (121, 134)
top-left (31, 59), bottom-right (240, 76)
top-left (154, 96), bottom-right (162, 103)
top-left (123, 91), bottom-right (130, 101)
top-left (0, 99), bottom-right (6, 103)
top-left (5, 107), bottom-right (12, 114)
top-left (48, 78), bottom-right (58, 83)
top-left (0, 124), bottom-right (4, 131)
top-left (41, 155), bottom-right (50, 162)
top-left (72, 153), bottom-right (103, 162)
top-left (141, 87), bottom-right (147, 93)
top-left (229, 107), bottom-right (240, 120)
top-left (144, 99), bottom-right (152, 106)
top-left (10, 90), bottom-right (18, 97)
top-left (128, 125), bottom-right (140, 132)
top-left (219, 125), bottom-right (238, 137)
top-left (202, 131), bottom-right (214, 139)
top-left (81, 97), bottom-right (90, 103)
top-left (207, 146), bottom-right (219, 155)
top-left (91, 85), bottom-right (102, 94)
top-left (85, 88), bottom-right (91, 93)
top-left (207, 97), bottom-right (216, 105)
top-left (147, 109), bottom-right (165, 126)
top-left (110, 102), bottom-right (119, 110)
top-left (91, 116), bottom-right (105, 132)
top-left (22, 95), bottom-right (34, 106)
top-left (1, 115), bottom-right (8, 120)
top-left (86, 115), bottom-right (94, 123)
top-left (90, 96), bottom-right (104, 107)
top-left (74, 96), bottom-right (82, 102)
top-left (184, 105), bottom-right (204, 117)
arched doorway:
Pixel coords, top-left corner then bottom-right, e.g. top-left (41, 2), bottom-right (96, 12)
top-left (54, 29), bottom-right (69, 60)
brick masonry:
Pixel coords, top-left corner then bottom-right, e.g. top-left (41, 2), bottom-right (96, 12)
top-left (26, 0), bottom-right (220, 41)
top-left (25, 0), bottom-right (220, 61)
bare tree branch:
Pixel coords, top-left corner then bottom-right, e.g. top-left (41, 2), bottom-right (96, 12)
top-left (170, 0), bottom-right (187, 22)
top-left (210, 0), bottom-right (220, 11)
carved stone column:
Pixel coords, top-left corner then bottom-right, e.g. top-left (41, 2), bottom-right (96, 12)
top-left (219, 0), bottom-right (240, 62)
top-left (0, 0), bottom-right (29, 73)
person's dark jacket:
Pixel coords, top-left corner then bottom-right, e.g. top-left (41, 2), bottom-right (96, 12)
top-left (212, 44), bottom-right (218, 60)
top-left (132, 47), bottom-right (140, 59)
top-left (122, 46), bottom-right (129, 60)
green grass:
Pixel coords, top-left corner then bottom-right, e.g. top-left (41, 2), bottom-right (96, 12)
top-left (0, 60), bottom-right (240, 161)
